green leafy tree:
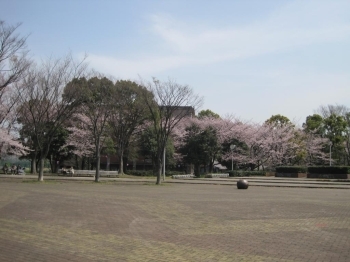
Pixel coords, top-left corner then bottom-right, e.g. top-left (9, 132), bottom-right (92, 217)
top-left (344, 113), bottom-right (350, 165)
top-left (304, 106), bottom-right (350, 165)
top-left (324, 114), bottom-right (347, 165)
top-left (180, 124), bottom-right (220, 176)
top-left (109, 80), bottom-right (151, 175)
top-left (100, 137), bottom-right (117, 171)
top-left (303, 114), bottom-right (324, 135)
top-left (138, 127), bottom-right (158, 171)
top-left (72, 76), bottom-right (114, 182)
top-left (265, 114), bottom-right (291, 127)
top-left (219, 138), bottom-right (249, 170)
top-left (324, 114), bottom-right (347, 145)
top-left (198, 109), bottom-right (220, 119)
top-left (138, 127), bottom-right (175, 174)
top-left (46, 125), bottom-right (75, 173)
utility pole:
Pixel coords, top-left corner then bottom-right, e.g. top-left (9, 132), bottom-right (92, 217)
top-left (329, 142), bottom-right (332, 166)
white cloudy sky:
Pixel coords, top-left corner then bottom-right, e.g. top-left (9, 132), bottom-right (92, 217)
top-left (2, 0), bottom-right (350, 124)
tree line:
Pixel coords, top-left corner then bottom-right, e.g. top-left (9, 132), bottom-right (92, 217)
top-left (1, 21), bottom-right (202, 184)
top-left (1, 21), bottom-right (349, 183)
top-left (177, 109), bottom-right (350, 176)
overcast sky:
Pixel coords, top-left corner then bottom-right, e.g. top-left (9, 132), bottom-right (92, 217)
top-left (2, 0), bottom-right (350, 125)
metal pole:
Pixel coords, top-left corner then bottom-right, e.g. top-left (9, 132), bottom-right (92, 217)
top-left (231, 154), bottom-right (233, 171)
top-left (330, 142), bottom-right (332, 166)
top-left (230, 145), bottom-right (236, 171)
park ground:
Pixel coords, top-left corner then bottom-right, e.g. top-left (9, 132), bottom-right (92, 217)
top-left (0, 178), bottom-right (349, 262)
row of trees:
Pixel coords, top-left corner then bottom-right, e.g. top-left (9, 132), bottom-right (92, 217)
top-left (175, 106), bottom-right (350, 176)
top-left (173, 113), bottom-right (324, 176)
top-left (1, 21), bottom-right (349, 183)
top-left (8, 66), bottom-right (201, 183)
top-left (303, 105), bottom-right (350, 166)
top-left (0, 21), bottom-right (202, 184)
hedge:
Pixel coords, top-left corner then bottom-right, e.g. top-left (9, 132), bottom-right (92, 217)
top-left (126, 170), bottom-right (185, 177)
top-left (275, 166), bottom-right (307, 173)
top-left (126, 170), bottom-right (154, 177)
top-left (307, 166), bottom-right (350, 174)
top-left (228, 170), bottom-right (266, 177)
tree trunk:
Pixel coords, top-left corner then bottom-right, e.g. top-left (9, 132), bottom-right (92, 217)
top-left (119, 148), bottom-right (124, 175)
top-left (52, 159), bottom-right (59, 174)
top-left (95, 154), bottom-right (101, 182)
top-left (49, 157), bottom-right (53, 173)
top-left (209, 161), bottom-right (213, 173)
top-left (94, 139), bottom-right (101, 182)
top-left (194, 164), bottom-right (200, 177)
top-left (123, 156), bottom-right (129, 174)
top-left (106, 155), bottom-right (110, 171)
top-left (75, 155), bottom-right (79, 170)
top-left (156, 157), bottom-right (162, 184)
top-left (38, 157), bottom-right (44, 181)
top-left (31, 154), bottom-right (37, 174)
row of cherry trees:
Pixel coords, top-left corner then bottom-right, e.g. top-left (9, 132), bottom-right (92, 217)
top-left (172, 113), bottom-right (329, 176)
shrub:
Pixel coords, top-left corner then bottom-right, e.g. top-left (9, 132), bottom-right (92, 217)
top-left (275, 166), bottom-right (307, 173)
top-left (166, 171), bottom-right (186, 176)
top-left (126, 170), bottom-right (185, 177)
top-left (307, 166), bottom-right (350, 174)
top-left (126, 170), bottom-right (154, 177)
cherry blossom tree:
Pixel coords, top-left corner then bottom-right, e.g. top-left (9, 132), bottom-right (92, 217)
top-left (175, 113), bottom-right (331, 172)
top-left (234, 122), bottom-right (329, 169)
top-left (240, 123), bottom-right (299, 169)
top-left (16, 55), bottom-right (87, 181)
top-left (0, 127), bottom-right (27, 158)
top-left (0, 86), bottom-right (26, 158)
top-left (173, 116), bottom-right (249, 175)
top-left (65, 126), bottom-right (95, 158)
top-left (300, 130), bottom-right (329, 165)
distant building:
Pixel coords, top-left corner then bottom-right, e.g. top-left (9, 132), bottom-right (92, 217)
top-left (159, 106), bottom-right (195, 118)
